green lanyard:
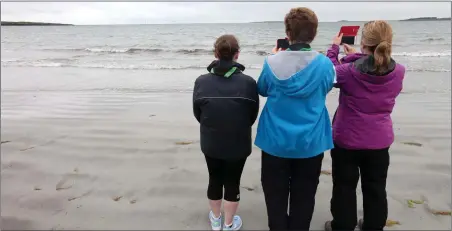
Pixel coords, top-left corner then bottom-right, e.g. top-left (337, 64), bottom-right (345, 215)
top-left (210, 67), bottom-right (237, 78)
top-left (286, 47), bottom-right (312, 51)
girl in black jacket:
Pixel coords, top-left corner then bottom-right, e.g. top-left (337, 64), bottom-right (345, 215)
top-left (193, 34), bottom-right (259, 231)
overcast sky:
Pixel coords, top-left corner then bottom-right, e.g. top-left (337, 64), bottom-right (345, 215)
top-left (1, 2), bottom-right (451, 25)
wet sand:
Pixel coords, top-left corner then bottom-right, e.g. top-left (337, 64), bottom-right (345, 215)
top-left (1, 67), bottom-right (451, 230)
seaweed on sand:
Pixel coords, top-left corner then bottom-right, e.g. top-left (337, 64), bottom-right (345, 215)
top-left (385, 220), bottom-right (401, 227)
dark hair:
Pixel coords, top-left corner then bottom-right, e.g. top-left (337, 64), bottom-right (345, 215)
top-left (284, 7), bottom-right (318, 44)
top-left (214, 34), bottom-right (240, 61)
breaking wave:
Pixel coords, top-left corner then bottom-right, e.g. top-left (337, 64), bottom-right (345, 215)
top-left (2, 60), bottom-right (449, 72)
top-left (41, 47), bottom-right (451, 58)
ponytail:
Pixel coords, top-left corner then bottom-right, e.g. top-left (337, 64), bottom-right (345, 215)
top-left (361, 20), bottom-right (393, 74)
top-left (373, 41), bottom-right (391, 74)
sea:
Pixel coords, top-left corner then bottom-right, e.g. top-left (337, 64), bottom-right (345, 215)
top-left (1, 20), bottom-right (451, 93)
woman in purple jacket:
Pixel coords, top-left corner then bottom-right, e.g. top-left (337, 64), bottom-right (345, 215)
top-left (324, 21), bottom-right (405, 231)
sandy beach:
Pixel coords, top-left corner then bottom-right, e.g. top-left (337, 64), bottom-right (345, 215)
top-left (1, 67), bottom-right (451, 230)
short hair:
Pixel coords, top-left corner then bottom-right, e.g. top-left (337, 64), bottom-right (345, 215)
top-left (214, 34), bottom-right (240, 61)
top-left (284, 7), bottom-right (318, 43)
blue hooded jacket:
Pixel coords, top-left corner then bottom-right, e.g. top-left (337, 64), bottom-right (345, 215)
top-left (254, 49), bottom-right (335, 159)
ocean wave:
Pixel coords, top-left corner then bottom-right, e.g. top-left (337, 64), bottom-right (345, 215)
top-left (420, 38), bottom-right (446, 42)
top-left (1, 61), bottom-right (262, 70)
top-left (44, 47), bottom-right (165, 54)
top-left (44, 47), bottom-right (211, 54)
top-left (406, 67), bottom-right (450, 72)
top-left (1, 58), bottom-right (22, 63)
top-left (84, 47), bottom-right (166, 54)
top-left (256, 50), bottom-right (272, 56)
top-left (175, 48), bottom-right (213, 55)
top-left (392, 51), bottom-right (451, 57)
top-left (2, 61), bottom-right (449, 72)
top-left (41, 47), bottom-right (451, 57)
top-left (255, 50), bottom-right (451, 57)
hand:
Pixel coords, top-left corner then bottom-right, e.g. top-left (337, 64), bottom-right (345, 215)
top-left (272, 46), bottom-right (282, 54)
top-left (343, 44), bottom-right (357, 55)
top-left (333, 33), bottom-right (343, 45)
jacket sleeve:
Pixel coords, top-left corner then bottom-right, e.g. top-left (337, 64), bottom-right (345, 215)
top-left (324, 59), bottom-right (336, 93)
top-left (193, 79), bottom-right (201, 123)
top-left (257, 61), bottom-right (269, 97)
top-left (327, 44), bottom-right (364, 66)
top-left (249, 79), bottom-right (260, 125)
top-left (333, 63), bottom-right (352, 89)
top-left (326, 44), bottom-right (341, 66)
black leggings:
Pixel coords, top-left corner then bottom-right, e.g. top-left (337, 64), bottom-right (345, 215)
top-left (204, 155), bottom-right (247, 202)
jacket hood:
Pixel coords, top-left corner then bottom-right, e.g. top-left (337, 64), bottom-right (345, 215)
top-left (207, 60), bottom-right (245, 77)
top-left (354, 55), bottom-right (396, 76)
top-left (349, 55), bottom-right (404, 88)
top-left (264, 50), bottom-right (330, 98)
top-left (341, 53), bottom-right (397, 76)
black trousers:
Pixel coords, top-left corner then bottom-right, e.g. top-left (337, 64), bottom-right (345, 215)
top-left (330, 143), bottom-right (390, 231)
top-left (204, 155), bottom-right (247, 202)
top-left (261, 151), bottom-right (324, 230)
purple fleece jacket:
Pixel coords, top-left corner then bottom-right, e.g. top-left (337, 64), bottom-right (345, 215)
top-left (327, 44), bottom-right (405, 150)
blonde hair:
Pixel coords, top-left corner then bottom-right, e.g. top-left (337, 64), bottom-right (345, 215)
top-left (361, 20), bottom-right (393, 74)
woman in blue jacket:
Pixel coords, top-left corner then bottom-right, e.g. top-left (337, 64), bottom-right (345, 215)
top-left (255, 7), bottom-right (336, 231)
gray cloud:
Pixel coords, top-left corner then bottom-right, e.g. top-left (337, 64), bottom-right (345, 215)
top-left (1, 2), bottom-right (450, 25)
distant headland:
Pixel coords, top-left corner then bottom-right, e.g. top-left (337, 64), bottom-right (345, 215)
top-left (1, 21), bottom-right (73, 26)
top-left (401, 17), bottom-right (451, 21)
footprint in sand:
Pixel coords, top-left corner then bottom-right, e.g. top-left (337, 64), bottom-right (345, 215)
top-left (56, 169), bottom-right (96, 191)
top-left (241, 186), bottom-right (255, 192)
top-left (20, 135), bottom-right (68, 152)
top-left (56, 178), bottom-right (73, 191)
top-left (112, 196), bottom-right (123, 202)
top-left (401, 141), bottom-right (422, 147)
top-left (68, 190), bottom-right (92, 201)
top-left (56, 173), bottom-right (78, 191)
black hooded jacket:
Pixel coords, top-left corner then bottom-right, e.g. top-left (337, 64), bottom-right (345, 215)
top-left (193, 60), bottom-right (259, 160)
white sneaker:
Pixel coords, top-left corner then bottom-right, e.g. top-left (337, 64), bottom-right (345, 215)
top-left (209, 211), bottom-right (222, 231)
top-left (223, 215), bottom-right (242, 231)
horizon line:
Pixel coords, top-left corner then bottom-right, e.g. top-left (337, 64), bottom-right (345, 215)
top-left (2, 16), bottom-right (450, 26)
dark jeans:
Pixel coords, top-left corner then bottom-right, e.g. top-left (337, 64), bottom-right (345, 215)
top-left (330, 144), bottom-right (390, 231)
top-left (261, 151), bottom-right (324, 230)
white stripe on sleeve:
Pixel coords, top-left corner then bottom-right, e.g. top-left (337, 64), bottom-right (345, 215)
top-left (333, 65), bottom-right (337, 84)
